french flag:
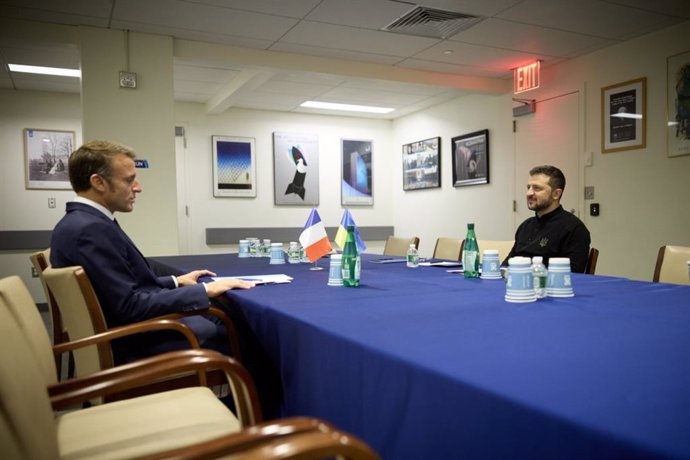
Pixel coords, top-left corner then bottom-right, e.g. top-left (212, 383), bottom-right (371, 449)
top-left (298, 208), bottom-right (333, 262)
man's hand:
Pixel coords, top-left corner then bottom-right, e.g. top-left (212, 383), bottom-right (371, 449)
top-left (205, 278), bottom-right (256, 297)
top-left (176, 269), bottom-right (216, 286)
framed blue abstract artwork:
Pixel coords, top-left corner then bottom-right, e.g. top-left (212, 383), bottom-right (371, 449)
top-left (341, 139), bottom-right (373, 206)
top-left (212, 135), bottom-right (256, 197)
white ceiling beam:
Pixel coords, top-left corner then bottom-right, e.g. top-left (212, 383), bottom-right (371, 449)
top-left (175, 39), bottom-right (510, 95)
top-left (205, 68), bottom-right (274, 114)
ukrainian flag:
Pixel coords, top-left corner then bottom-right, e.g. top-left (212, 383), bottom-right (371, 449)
top-left (334, 208), bottom-right (367, 253)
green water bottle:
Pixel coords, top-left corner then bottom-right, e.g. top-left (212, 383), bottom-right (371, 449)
top-left (341, 226), bottom-right (360, 287)
top-left (463, 223), bottom-right (480, 278)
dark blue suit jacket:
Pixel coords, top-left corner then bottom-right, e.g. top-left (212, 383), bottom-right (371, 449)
top-left (50, 202), bottom-right (224, 362)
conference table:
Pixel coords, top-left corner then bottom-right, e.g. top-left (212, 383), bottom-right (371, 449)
top-left (151, 253), bottom-right (690, 459)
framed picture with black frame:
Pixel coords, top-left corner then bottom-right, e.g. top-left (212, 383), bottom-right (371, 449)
top-left (402, 136), bottom-right (441, 191)
top-left (451, 129), bottom-right (489, 187)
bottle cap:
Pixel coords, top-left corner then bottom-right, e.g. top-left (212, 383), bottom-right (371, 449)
top-left (409, 244), bottom-right (415, 248)
top-left (532, 256), bottom-right (543, 263)
top-left (467, 223), bottom-right (475, 229)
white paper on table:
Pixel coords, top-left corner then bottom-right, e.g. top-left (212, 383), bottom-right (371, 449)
top-left (213, 274), bottom-right (293, 285)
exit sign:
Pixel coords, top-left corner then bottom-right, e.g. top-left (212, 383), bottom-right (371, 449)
top-left (514, 61), bottom-right (540, 94)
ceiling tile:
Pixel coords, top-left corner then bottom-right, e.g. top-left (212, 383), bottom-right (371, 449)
top-left (185, 0), bottom-right (322, 18)
top-left (449, 18), bottom-right (617, 58)
top-left (497, 0), bottom-right (684, 40)
top-left (279, 21), bottom-right (439, 57)
top-left (305, 0), bottom-right (413, 29)
top-left (113, 0), bottom-right (298, 41)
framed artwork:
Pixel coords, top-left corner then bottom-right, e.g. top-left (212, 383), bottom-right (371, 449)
top-left (341, 139), bottom-right (373, 206)
top-left (402, 137), bottom-right (441, 191)
top-left (601, 77), bottom-right (646, 153)
top-left (212, 135), bottom-right (256, 197)
top-left (451, 129), bottom-right (490, 187)
top-left (273, 132), bottom-right (319, 205)
top-left (667, 50), bottom-right (690, 157)
top-left (24, 128), bottom-right (75, 190)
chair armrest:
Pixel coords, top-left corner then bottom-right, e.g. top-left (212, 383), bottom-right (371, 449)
top-left (139, 429), bottom-right (380, 460)
top-left (136, 417), bottom-right (336, 460)
top-left (51, 318), bottom-right (201, 356)
top-left (156, 306), bottom-right (242, 361)
top-left (48, 349), bottom-right (262, 425)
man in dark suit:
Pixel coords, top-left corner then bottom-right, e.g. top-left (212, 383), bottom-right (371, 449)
top-left (50, 140), bottom-right (255, 363)
top-left (504, 165), bottom-right (591, 273)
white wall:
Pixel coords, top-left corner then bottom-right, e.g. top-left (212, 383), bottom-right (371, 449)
top-left (174, 103), bottom-right (394, 254)
top-left (0, 89), bottom-right (82, 301)
top-left (392, 93), bottom-right (515, 259)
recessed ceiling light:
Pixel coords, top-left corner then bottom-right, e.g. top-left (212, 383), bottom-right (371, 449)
top-left (443, 50), bottom-right (453, 55)
top-left (300, 101), bottom-right (394, 114)
top-left (8, 64), bottom-right (80, 78)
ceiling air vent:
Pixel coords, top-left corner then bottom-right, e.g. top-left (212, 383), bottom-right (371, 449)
top-left (383, 6), bottom-right (482, 39)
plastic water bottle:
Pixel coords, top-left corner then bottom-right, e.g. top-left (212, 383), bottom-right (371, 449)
top-left (341, 226), bottom-right (360, 287)
top-left (532, 256), bottom-right (547, 299)
top-left (406, 244), bottom-right (419, 268)
top-left (463, 223), bottom-right (480, 278)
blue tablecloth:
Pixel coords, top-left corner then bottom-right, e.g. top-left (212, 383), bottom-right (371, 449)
top-left (151, 253), bottom-right (690, 459)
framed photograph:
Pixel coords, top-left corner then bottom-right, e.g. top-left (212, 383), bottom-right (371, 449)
top-left (601, 77), bottom-right (646, 153)
top-left (341, 139), bottom-right (373, 206)
top-left (212, 135), bottom-right (256, 197)
top-left (273, 132), bottom-right (319, 205)
top-left (667, 50), bottom-right (690, 157)
top-left (24, 128), bottom-right (75, 190)
top-left (451, 129), bottom-right (490, 187)
top-left (402, 137), bottom-right (441, 191)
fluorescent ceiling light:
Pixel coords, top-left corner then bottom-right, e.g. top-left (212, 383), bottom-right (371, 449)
top-left (301, 100), bottom-right (394, 114)
top-left (8, 64), bottom-right (80, 78)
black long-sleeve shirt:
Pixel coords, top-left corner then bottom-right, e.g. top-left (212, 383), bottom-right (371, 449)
top-left (504, 205), bottom-right (591, 273)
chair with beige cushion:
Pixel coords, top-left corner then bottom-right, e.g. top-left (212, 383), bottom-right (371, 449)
top-left (653, 245), bottom-right (690, 285)
top-left (433, 237), bottom-right (463, 261)
top-left (461, 239), bottom-right (515, 263)
top-left (383, 236), bottom-right (420, 257)
top-left (43, 265), bottom-right (241, 393)
top-left (0, 275), bottom-right (262, 459)
top-left (30, 249), bottom-right (72, 377)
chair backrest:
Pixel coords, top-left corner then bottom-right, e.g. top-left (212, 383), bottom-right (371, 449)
top-left (383, 236), bottom-right (419, 257)
top-left (0, 276), bottom-right (60, 459)
top-left (42, 265), bottom-right (114, 376)
top-left (0, 275), bottom-right (58, 386)
top-left (461, 239), bottom-right (515, 263)
top-left (653, 245), bottom-right (690, 285)
top-left (433, 237), bottom-right (463, 261)
top-left (585, 247), bottom-right (599, 275)
top-left (29, 249), bottom-right (66, 345)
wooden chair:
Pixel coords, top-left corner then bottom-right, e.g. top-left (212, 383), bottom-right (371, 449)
top-left (1, 275), bottom-right (376, 460)
top-left (0, 275), bottom-right (262, 458)
top-left (653, 245), bottom-right (690, 285)
top-left (139, 418), bottom-right (381, 460)
top-left (43, 265), bottom-right (241, 361)
top-left (585, 247), bottom-right (599, 275)
top-left (30, 249), bottom-right (72, 377)
top-left (432, 237), bottom-right (463, 261)
top-left (461, 239), bottom-right (515, 263)
top-left (383, 236), bottom-right (420, 257)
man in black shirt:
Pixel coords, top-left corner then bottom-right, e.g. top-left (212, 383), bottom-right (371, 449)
top-left (504, 165), bottom-right (591, 273)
